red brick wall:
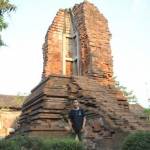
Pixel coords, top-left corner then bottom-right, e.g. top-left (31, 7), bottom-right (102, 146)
top-left (42, 9), bottom-right (65, 78)
top-left (73, 2), bottom-right (113, 85)
top-left (42, 1), bottom-right (113, 85)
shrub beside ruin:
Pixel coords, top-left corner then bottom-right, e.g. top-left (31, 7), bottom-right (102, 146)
top-left (0, 135), bottom-right (84, 150)
top-left (122, 131), bottom-right (150, 150)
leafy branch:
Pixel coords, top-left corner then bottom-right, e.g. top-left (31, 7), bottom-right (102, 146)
top-left (114, 77), bottom-right (138, 103)
top-left (0, 0), bottom-right (16, 46)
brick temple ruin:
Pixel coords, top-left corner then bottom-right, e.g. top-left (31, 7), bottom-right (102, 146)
top-left (18, 1), bottom-right (150, 149)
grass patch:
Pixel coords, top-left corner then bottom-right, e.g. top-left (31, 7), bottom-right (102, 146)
top-left (0, 135), bottom-right (84, 150)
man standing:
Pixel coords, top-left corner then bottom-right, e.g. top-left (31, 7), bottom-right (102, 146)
top-left (68, 99), bottom-right (86, 141)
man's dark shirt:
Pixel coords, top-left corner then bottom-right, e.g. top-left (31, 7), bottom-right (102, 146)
top-left (69, 108), bottom-right (85, 133)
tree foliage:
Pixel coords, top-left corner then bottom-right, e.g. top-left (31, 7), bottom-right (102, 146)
top-left (122, 131), bottom-right (150, 150)
top-left (144, 108), bottom-right (150, 121)
top-left (114, 77), bottom-right (137, 103)
top-left (0, 0), bottom-right (16, 46)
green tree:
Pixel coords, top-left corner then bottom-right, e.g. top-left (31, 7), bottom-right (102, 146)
top-left (144, 108), bottom-right (150, 121)
top-left (114, 77), bottom-right (137, 103)
top-left (15, 93), bottom-right (26, 106)
top-left (0, 0), bottom-right (16, 46)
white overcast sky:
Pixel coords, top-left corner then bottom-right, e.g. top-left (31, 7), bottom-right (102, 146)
top-left (0, 0), bottom-right (150, 107)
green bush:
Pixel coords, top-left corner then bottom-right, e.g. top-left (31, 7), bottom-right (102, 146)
top-left (41, 138), bottom-right (84, 150)
top-left (122, 131), bottom-right (150, 150)
top-left (0, 135), bottom-right (42, 150)
top-left (0, 135), bottom-right (84, 150)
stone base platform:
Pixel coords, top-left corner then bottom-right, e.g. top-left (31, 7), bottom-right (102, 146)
top-left (17, 75), bottom-right (150, 150)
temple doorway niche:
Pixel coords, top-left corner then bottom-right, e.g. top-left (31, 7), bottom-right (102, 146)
top-left (65, 36), bottom-right (78, 76)
top-left (62, 11), bottom-right (80, 76)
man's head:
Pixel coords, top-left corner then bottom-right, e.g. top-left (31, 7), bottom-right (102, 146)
top-left (73, 99), bottom-right (80, 109)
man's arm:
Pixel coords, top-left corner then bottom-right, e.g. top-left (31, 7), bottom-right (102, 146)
top-left (68, 119), bottom-right (72, 129)
top-left (67, 111), bottom-right (73, 130)
top-left (82, 109), bottom-right (86, 129)
top-left (82, 117), bottom-right (86, 129)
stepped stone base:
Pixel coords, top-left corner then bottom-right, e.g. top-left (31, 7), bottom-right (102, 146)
top-left (18, 75), bottom-right (150, 150)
